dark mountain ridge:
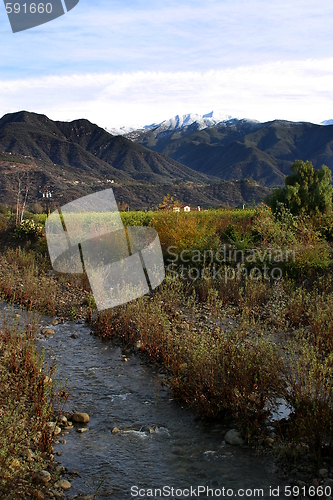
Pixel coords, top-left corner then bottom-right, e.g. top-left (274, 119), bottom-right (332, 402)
top-left (132, 118), bottom-right (333, 187)
top-left (0, 111), bottom-right (210, 184)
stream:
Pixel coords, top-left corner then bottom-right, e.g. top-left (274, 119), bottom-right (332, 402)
top-left (2, 304), bottom-right (288, 499)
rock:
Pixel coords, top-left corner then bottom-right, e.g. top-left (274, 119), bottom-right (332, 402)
top-left (70, 333), bottom-right (78, 339)
top-left (57, 415), bottom-right (68, 427)
top-left (48, 423), bottom-right (61, 436)
top-left (68, 470), bottom-right (81, 477)
top-left (313, 479), bottom-right (320, 487)
top-left (55, 465), bottom-right (65, 475)
top-left (32, 490), bottom-right (44, 499)
top-left (54, 479), bottom-right (71, 490)
top-left (112, 427), bottom-right (120, 434)
top-left (41, 329), bottom-right (55, 335)
top-left (76, 428), bottom-right (88, 434)
top-left (224, 429), bottom-right (244, 446)
top-left (33, 470), bottom-right (51, 484)
top-left (72, 412), bottom-right (90, 424)
top-left (52, 319), bottom-right (59, 326)
top-left (296, 480), bottom-right (306, 488)
top-left (319, 469), bottom-right (329, 478)
top-left (77, 496), bottom-right (93, 500)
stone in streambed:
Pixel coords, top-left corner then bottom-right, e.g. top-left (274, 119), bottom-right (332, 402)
top-left (57, 415), bottom-right (68, 427)
top-left (33, 470), bottom-right (51, 484)
top-left (72, 412), bottom-right (90, 424)
top-left (76, 428), bottom-right (88, 434)
top-left (224, 429), bottom-right (244, 446)
top-left (41, 329), bottom-right (55, 335)
top-left (54, 479), bottom-right (71, 490)
top-left (47, 422), bottom-right (61, 435)
top-left (55, 465), bottom-right (66, 475)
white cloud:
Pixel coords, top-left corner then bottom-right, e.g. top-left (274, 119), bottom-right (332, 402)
top-left (1, 58), bottom-right (333, 127)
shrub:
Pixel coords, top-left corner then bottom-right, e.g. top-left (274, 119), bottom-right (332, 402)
top-left (13, 219), bottom-right (44, 240)
top-left (284, 334), bottom-right (333, 462)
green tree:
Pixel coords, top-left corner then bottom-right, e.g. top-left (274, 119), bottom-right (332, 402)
top-left (268, 160), bottom-right (333, 215)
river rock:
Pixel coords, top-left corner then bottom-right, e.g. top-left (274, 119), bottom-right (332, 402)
top-left (56, 465), bottom-right (66, 475)
top-left (33, 470), bottom-right (51, 484)
top-left (77, 496), bottom-right (93, 500)
top-left (54, 479), bottom-right (71, 490)
top-left (112, 427), bottom-right (120, 434)
top-left (47, 422), bottom-right (62, 436)
top-left (319, 469), bottom-right (328, 478)
top-left (72, 412), bottom-right (90, 424)
top-left (52, 319), bottom-right (59, 326)
top-left (76, 428), bottom-right (88, 434)
top-left (224, 429), bottom-right (244, 446)
top-left (57, 415), bottom-right (68, 427)
top-left (41, 328), bottom-right (55, 335)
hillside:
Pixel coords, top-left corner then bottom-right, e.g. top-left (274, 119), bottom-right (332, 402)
top-left (0, 111), bottom-right (210, 183)
top-left (131, 118), bottom-right (333, 187)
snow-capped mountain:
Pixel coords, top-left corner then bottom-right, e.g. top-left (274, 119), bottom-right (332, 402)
top-left (107, 111), bottom-right (235, 138)
top-left (321, 119), bottom-right (333, 126)
top-left (150, 111), bottom-right (233, 134)
top-left (105, 124), bottom-right (142, 136)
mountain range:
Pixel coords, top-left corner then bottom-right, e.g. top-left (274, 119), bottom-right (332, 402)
top-left (1, 110), bottom-right (333, 209)
top-left (124, 113), bottom-right (333, 188)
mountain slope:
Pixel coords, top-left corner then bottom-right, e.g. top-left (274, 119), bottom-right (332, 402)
top-left (131, 117), bottom-right (333, 187)
top-left (0, 111), bottom-right (210, 184)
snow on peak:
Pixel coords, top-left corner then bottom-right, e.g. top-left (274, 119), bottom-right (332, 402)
top-left (106, 124), bottom-right (143, 136)
top-left (154, 111), bottom-right (234, 135)
top-left (106, 111), bottom-right (235, 137)
top-left (321, 119), bottom-right (333, 126)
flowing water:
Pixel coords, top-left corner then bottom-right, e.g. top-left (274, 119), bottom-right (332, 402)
top-left (1, 304), bottom-right (287, 499)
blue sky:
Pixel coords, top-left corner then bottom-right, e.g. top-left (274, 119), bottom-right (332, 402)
top-left (1, 0), bottom-right (333, 127)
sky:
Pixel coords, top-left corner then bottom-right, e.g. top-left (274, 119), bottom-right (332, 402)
top-left (1, 0), bottom-right (333, 128)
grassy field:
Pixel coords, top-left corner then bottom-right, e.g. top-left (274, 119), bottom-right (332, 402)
top-left (1, 205), bottom-right (333, 477)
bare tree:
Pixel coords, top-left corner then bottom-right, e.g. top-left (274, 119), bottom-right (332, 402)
top-left (15, 172), bottom-right (30, 226)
